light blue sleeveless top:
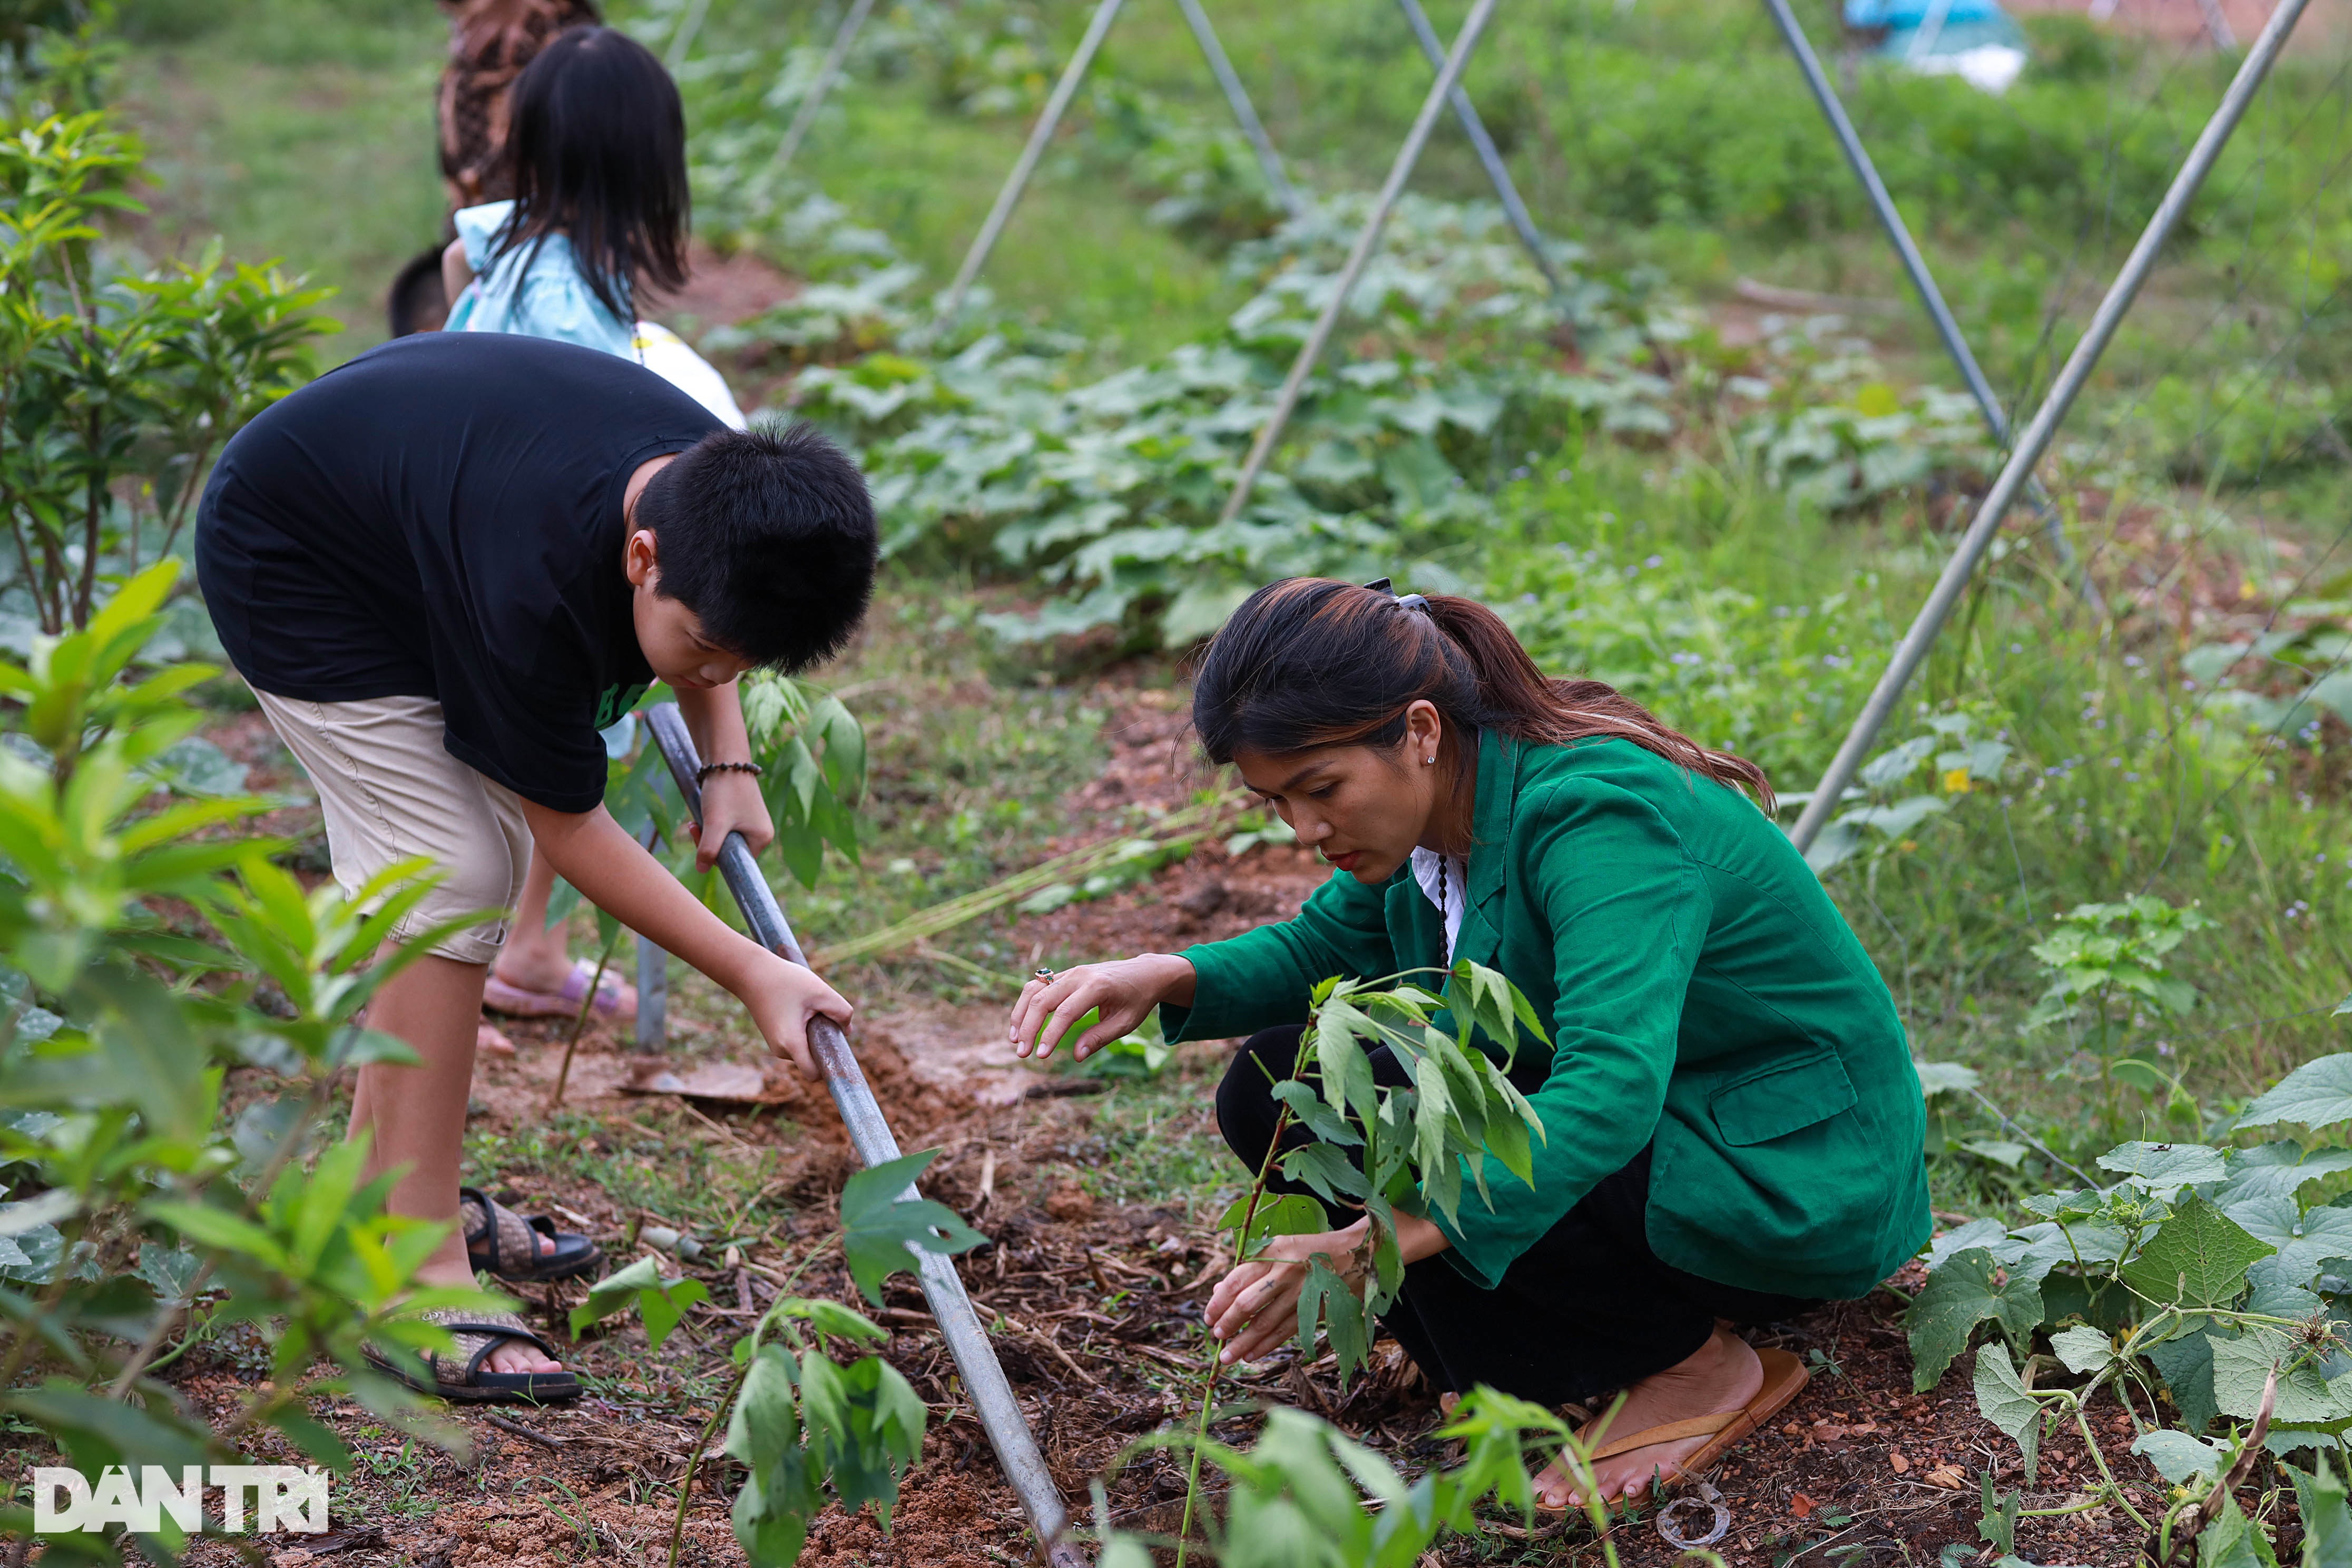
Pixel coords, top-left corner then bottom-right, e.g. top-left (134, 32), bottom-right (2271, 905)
top-left (446, 200), bottom-right (636, 359)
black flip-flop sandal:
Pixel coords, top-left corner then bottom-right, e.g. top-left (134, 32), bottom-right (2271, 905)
top-left (365, 1309), bottom-right (581, 1405)
top-left (461, 1187), bottom-right (601, 1283)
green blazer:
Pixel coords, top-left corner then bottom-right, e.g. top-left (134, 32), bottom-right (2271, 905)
top-left (1165, 731), bottom-right (1930, 1300)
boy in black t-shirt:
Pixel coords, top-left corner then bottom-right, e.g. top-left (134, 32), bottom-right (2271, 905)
top-left (198, 333), bottom-right (876, 1402)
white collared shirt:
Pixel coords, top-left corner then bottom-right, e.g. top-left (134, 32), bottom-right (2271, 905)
top-left (1409, 847), bottom-right (1469, 962)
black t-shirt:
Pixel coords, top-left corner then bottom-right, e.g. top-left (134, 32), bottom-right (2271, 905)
top-left (196, 333), bottom-right (722, 813)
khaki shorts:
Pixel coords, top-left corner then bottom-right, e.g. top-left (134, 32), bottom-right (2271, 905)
top-left (253, 690), bottom-right (531, 966)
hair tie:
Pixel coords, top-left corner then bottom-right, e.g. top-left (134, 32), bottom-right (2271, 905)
top-left (1361, 576), bottom-right (1432, 615)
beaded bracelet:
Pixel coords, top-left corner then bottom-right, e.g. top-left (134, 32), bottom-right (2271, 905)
top-left (695, 760), bottom-right (766, 786)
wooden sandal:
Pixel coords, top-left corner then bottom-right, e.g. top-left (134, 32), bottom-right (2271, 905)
top-left (364, 1308), bottom-right (580, 1406)
top-left (1538, 1346), bottom-right (1809, 1513)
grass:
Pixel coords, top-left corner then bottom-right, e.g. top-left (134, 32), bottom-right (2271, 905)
top-left (114, 0), bottom-right (447, 348)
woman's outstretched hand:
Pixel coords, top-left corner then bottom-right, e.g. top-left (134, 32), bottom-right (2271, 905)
top-left (1007, 954), bottom-right (1195, 1062)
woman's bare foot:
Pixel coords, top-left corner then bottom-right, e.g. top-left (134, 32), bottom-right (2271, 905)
top-left (1536, 1327), bottom-right (1762, 1510)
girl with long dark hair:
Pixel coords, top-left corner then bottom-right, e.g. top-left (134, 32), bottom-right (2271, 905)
top-left (1007, 577), bottom-right (1929, 1507)
top-left (441, 25), bottom-right (693, 361)
top-left (441, 22), bottom-right (749, 1048)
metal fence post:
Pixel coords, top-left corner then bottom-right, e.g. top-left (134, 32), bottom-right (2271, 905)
top-left (768, 0), bottom-right (884, 179)
top-left (1391, 0), bottom-right (1564, 294)
top-left (940, 0), bottom-right (1131, 321)
top-left (1759, 0), bottom-right (2080, 577)
top-left (1173, 0), bottom-right (1304, 218)
top-left (634, 935), bottom-right (668, 1050)
top-left (1217, 0), bottom-right (1503, 524)
top-left (1788, 0), bottom-right (2312, 854)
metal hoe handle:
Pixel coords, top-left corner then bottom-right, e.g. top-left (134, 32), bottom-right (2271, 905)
top-left (643, 704), bottom-right (1090, 1568)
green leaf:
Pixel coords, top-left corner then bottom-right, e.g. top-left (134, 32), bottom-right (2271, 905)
top-left (774, 1298), bottom-right (888, 1346)
top-left (640, 1276), bottom-right (710, 1354)
top-left (5, 1380), bottom-right (213, 1471)
top-left (1978, 1472), bottom-right (2019, 1558)
top-left (1216, 1192), bottom-right (1330, 1258)
top-left (2133, 1428), bottom-right (2230, 1485)
top-left (1296, 1255), bottom-right (1368, 1387)
top-left (2214, 1144), bottom-right (2352, 1211)
top-left (1907, 1248), bottom-right (2044, 1393)
top-left (1972, 1342), bottom-right (2045, 1485)
top-left (838, 1149), bottom-right (988, 1306)
top-left (2223, 1195), bottom-right (2352, 1290)
top-left (566, 1254), bottom-right (709, 1350)
top-left (2290, 1454), bottom-right (2352, 1568)
top-left (2237, 1054), bottom-right (2352, 1133)
top-left (2199, 1494), bottom-right (2281, 1568)
top-left (2050, 1326), bottom-right (2116, 1377)
top-left (2120, 1195), bottom-right (2276, 1309)
top-left (2099, 1141), bottom-right (2229, 1197)
top-left (1916, 1060), bottom-right (1982, 1097)
top-left (2148, 1329), bottom-right (2222, 1435)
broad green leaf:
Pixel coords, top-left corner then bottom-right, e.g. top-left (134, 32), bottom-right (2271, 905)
top-left (2238, 1055), bottom-right (2352, 1134)
top-left (1906, 1248), bottom-right (2044, 1393)
top-left (1216, 1192), bottom-right (1330, 1258)
top-left (2212, 1330), bottom-right (2352, 1425)
top-left (6, 1380), bottom-right (212, 1472)
top-left (838, 1149), bottom-right (987, 1306)
top-left (1979, 1473), bottom-right (2019, 1557)
top-left (1916, 1060), bottom-right (1981, 1097)
top-left (1972, 1342), bottom-right (2044, 1484)
top-left (2050, 1326), bottom-right (2115, 1376)
top-left (2119, 1195), bottom-right (2275, 1309)
top-left (639, 1276), bottom-right (710, 1353)
top-left (2148, 1329), bottom-right (2222, 1435)
top-left (2223, 1195), bottom-right (2352, 1291)
top-left (2099, 1141), bottom-right (2228, 1197)
top-left (2215, 1144), bottom-right (2352, 1211)
top-left (2132, 1428), bottom-right (2230, 1485)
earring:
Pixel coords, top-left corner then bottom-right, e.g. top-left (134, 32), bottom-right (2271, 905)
top-left (1424, 756), bottom-right (1435, 765)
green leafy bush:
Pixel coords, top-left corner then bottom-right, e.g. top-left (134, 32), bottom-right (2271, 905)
top-left (0, 109), bottom-right (334, 635)
top-left (1906, 1050), bottom-right (2352, 1563)
top-left (0, 562), bottom-right (503, 1560)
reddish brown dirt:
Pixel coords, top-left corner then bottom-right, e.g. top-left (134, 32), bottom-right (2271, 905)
top-left (652, 242), bottom-right (800, 338)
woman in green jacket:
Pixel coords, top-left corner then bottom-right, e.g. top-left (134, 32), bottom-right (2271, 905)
top-left (1007, 577), bottom-right (1930, 1507)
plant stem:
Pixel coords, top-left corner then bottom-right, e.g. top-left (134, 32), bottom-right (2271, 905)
top-left (548, 933), bottom-right (624, 1112)
top-left (667, 1359), bottom-right (750, 1568)
top-left (1174, 1099), bottom-right (1294, 1568)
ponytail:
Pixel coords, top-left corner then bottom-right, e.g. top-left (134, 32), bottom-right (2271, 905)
top-left (1192, 577), bottom-right (1772, 810)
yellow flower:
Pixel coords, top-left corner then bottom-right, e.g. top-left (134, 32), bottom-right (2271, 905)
top-left (1943, 769), bottom-right (1972, 794)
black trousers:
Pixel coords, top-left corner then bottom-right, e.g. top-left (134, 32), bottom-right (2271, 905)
top-left (1216, 1026), bottom-right (1817, 1406)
